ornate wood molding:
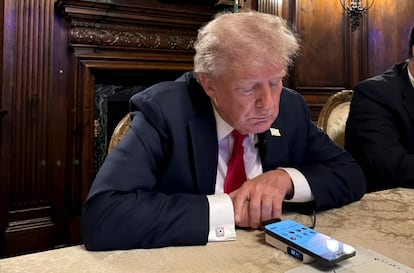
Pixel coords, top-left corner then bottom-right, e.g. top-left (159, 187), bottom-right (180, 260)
top-left (69, 19), bottom-right (196, 50)
top-left (56, 0), bottom-right (216, 53)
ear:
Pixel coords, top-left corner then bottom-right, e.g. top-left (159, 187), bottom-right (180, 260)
top-left (198, 73), bottom-right (216, 100)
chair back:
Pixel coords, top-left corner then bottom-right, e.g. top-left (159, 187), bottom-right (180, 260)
top-left (108, 114), bottom-right (131, 153)
top-left (317, 90), bottom-right (353, 148)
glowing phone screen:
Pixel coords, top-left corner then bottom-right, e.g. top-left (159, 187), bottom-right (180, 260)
top-left (264, 219), bottom-right (355, 262)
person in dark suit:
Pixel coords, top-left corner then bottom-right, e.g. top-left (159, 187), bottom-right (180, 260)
top-left (345, 27), bottom-right (414, 192)
top-left (82, 11), bottom-right (366, 251)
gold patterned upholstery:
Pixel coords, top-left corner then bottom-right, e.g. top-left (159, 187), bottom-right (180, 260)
top-left (108, 114), bottom-right (131, 153)
top-left (317, 90), bottom-right (353, 148)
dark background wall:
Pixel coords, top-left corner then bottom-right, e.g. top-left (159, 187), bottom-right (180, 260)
top-left (1, 0), bottom-right (413, 257)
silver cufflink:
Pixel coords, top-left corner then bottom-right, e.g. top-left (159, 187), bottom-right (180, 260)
top-left (215, 226), bottom-right (225, 237)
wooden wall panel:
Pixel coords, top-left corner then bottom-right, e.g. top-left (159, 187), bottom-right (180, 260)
top-left (295, 0), bottom-right (346, 88)
top-left (289, 0), bottom-right (349, 120)
top-left (0, 1), bottom-right (8, 250)
top-left (257, 0), bottom-right (282, 15)
top-left (366, 0), bottom-right (414, 77)
top-left (0, 0), bottom-right (60, 256)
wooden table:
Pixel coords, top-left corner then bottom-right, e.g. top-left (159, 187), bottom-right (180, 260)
top-left (1, 188), bottom-right (413, 273)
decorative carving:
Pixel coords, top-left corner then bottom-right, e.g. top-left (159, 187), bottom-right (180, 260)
top-left (69, 19), bottom-right (196, 50)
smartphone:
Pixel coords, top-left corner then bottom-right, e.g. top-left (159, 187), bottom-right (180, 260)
top-left (262, 219), bottom-right (356, 265)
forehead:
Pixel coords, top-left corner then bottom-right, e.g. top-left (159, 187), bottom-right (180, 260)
top-left (230, 64), bottom-right (286, 83)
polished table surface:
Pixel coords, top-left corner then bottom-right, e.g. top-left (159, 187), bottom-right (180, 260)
top-left (1, 188), bottom-right (413, 273)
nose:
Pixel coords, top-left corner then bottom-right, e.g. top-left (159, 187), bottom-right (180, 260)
top-left (255, 84), bottom-right (274, 110)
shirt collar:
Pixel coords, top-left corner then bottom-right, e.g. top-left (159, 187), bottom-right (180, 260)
top-left (213, 106), bottom-right (233, 142)
top-left (212, 104), bottom-right (257, 143)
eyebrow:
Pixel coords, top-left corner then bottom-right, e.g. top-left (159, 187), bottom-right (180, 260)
top-left (236, 74), bottom-right (285, 87)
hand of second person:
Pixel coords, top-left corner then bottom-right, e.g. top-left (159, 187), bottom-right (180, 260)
top-left (229, 169), bottom-right (293, 229)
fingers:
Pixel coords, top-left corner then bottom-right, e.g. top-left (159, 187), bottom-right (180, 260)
top-left (249, 193), bottom-right (282, 229)
top-left (248, 194), bottom-right (262, 228)
top-left (230, 189), bottom-right (250, 227)
top-left (231, 184), bottom-right (284, 229)
top-left (271, 198), bottom-right (283, 220)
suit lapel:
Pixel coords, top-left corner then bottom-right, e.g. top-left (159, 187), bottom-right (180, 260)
top-left (188, 116), bottom-right (218, 194)
top-left (400, 65), bottom-right (414, 124)
top-left (182, 74), bottom-right (218, 194)
top-left (260, 120), bottom-right (289, 172)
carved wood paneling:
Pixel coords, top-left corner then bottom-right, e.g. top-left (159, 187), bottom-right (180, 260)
top-left (1, 0), bottom-right (58, 256)
top-left (69, 20), bottom-right (197, 50)
top-left (257, 0), bottom-right (282, 15)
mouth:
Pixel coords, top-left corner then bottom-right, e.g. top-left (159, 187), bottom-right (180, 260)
top-left (252, 115), bottom-right (272, 122)
top-left (249, 117), bottom-right (273, 129)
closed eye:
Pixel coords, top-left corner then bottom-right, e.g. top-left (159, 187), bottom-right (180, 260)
top-left (237, 84), bottom-right (257, 95)
top-left (269, 79), bottom-right (281, 88)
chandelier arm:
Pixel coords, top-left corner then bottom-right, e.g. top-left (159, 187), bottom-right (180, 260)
top-left (339, 0), bottom-right (347, 10)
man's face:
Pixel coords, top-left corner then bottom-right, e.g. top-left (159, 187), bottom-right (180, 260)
top-left (200, 65), bottom-right (284, 135)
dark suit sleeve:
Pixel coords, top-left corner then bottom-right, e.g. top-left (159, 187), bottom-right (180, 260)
top-left (345, 82), bottom-right (414, 189)
top-left (297, 120), bottom-right (366, 211)
top-left (81, 104), bottom-right (210, 250)
top-left (275, 90), bottom-right (366, 211)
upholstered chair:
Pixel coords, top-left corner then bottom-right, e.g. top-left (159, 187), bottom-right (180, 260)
top-left (317, 90), bottom-right (353, 148)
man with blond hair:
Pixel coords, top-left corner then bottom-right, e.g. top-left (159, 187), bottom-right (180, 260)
top-left (82, 11), bottom-right (366, 250)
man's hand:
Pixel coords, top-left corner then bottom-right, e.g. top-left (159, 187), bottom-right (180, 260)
top-left (228, 169), bottom-right (294, 229)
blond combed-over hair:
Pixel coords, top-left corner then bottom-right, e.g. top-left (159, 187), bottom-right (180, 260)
top-left (194, 11), bottom-right (299, 78)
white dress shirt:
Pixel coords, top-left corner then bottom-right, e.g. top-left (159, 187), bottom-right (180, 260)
top-left (207, 107), bottom-right (314, 242)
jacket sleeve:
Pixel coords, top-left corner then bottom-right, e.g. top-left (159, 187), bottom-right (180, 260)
top-left (278, 90), bottom-right (367, 211)
top-left (345, 82), bottom-right (414, 188)
top-left (298, 120), bottom-right (367, 211)
top-left (81, 102), bottom-right (210, 250)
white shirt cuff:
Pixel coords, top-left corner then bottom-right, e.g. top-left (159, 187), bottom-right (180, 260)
top-left (206, 194), bottom-right (237, 242)
top-left (278, 167), bottom-right (314, 202)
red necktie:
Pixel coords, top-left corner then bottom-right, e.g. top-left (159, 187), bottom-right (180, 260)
top-left (224, 130), bottom-right (247, 193)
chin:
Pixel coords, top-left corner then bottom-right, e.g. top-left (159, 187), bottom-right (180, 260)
top-left (250, 123), bottom-right (272, 134)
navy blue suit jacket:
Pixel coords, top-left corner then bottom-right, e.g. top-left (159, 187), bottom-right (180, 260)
top-left (345, 62), bottom-right (414, 191)
top-left (82, 72), bottom-right (366, 250)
